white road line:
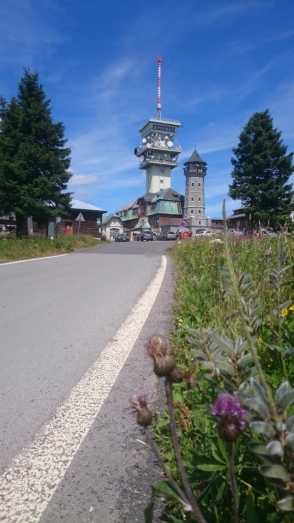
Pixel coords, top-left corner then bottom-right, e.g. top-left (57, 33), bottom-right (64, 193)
top-left (0, 254), bottom-right (69, 266)
top-left (0, 255), bottom-right (167, 523)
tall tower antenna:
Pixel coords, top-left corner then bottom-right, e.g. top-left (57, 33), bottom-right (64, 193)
top-left (157, 56), bottom-right (162, 120)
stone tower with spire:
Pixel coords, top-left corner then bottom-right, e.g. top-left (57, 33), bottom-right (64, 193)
top-left (183, 150), bottom-right (211, 233)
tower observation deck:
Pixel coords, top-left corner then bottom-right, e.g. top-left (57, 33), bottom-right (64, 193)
top-left (134, 57), bottom-right (182, 194)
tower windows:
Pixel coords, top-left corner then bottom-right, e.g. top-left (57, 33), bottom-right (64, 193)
top-left (199, 210), bottom-right (201, 215)
top-left (191, 182), bottom-right (194, 187)
top-left (199, 197), bottom-right (201, 201)
top-left (198, 182), bottom-right (201, 187)
top-left (191, 197), bottom-right (194, 202)
top-left (191, 210), bottom-right (194, 215)
top-left (185, 198), bottom-right (187, 203)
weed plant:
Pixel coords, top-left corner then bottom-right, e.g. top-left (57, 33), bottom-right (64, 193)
top-left (0, 234), bottom-right (100, 262)
top-left (130, 225), bottom-right (294, 523)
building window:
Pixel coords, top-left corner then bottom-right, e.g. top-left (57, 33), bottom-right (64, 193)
top-left (198, 182), bottom-right (201, 187)
top-left (198, 197), bottom-right (201, 201)
top-left (191, 210), bottom-right (194, 215)
top-left (199, 210), bottom-right (201, 214)
top-left (191, 197), bottom-right (194, 202)
top-left (191, 182), bottom-right (194, 187)
top-left (199, 221), bottom-right (201, 225)
top-left (185, 198), bottom-right (187, 203)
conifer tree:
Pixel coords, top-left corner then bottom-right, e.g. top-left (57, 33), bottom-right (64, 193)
top-left (0, 69), bottom-right (72, 237)
top-left (229, 110), bottom-right (293, 228)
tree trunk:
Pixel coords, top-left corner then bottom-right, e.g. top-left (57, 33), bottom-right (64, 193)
top-left (16, 214), bottom-right (28, 238)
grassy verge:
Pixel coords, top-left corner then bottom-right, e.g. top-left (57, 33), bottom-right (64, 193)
top-left (0, 234), bottom-right (105, 262)
top-left (152, 234), bottom-right (294, 523)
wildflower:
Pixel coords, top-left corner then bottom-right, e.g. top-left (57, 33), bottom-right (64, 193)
top-left (280, 308), bottom-right (289, 317)
top-left (145, 336), bottom-right (176, 377)
top-left (199, 265), bottom-right (205, 269)
top-left (258, 337), bottom-right (263, 343)
top-left (210, 393), bottom-right (247, 442)
top-left (289, 305), bottom-right (294, 311)
top-left (130, 392), bottom-right (153, 427)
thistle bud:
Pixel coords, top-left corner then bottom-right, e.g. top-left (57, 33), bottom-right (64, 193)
top-left (170, 366), bottom-right (193, 384)
top-left (146, 336), bottom-right (176, 377)
top-left (153, 354), bottom-right (176, 377)
top-left (130, 392), bottom-right (153, 427)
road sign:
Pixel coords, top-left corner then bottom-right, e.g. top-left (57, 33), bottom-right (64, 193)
top-left (179, 220), bottom-right (186, 228)
top-left (76, 212), bottom-right (85, 222)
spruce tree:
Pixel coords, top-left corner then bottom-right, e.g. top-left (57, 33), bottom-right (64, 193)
top-left (0, 69), bottom-right (72, 237)
top-left (229, 110), bottom-right (293, 228)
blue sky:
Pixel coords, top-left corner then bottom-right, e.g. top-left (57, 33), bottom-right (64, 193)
top-left (0, 0), bottom-right (294, 217)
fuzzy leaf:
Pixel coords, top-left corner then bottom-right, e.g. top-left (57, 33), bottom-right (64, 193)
top-left (286, 415), bottom-right (294, 432)
top-left (279, 300), bottom-right (292, 312)
top-left (249, 421), bottom-right (275, 438)
top-left (259, 465), bottom-right (289, 482)
top-left (284, 348), bottom-right (294, 357)
top-left (236, 339), bottom-right (249, 356)
top-left (275, 381), bottom-right (290, 405)
top-left (212, 334), bottom-right (234, 357)
top-left (285, 434), bottom-right (294, 450)
top-left (248, 442), bottom-right (271, 457)
top-left (237, 353), bottom-right (254, 368)
top-left (213, 360), bottom-right (235, 375)
top-left (266, 441), bottom-right (283, 456)
top-left (191, 349), bottom-right (208, 360)
top-left (200, 361), bottom-right (215, 371)
top-left (244, 397), bottom-right (270, 417)
top-left (279, 389), bottom-right (294, 410)
top-left (277, 496), bottom-right (294, 512)
top-left (250, 378), bottom-right (268, 405)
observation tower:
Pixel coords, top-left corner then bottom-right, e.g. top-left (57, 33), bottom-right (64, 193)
top-left (134, 57), bottom-right (182, 194)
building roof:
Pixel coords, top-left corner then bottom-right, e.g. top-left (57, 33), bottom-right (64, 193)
top-left (102, 213), bottom-right (122, 225)
top-left (150, 188), bottom-right (183, 202)
top-left (71, 199), bottom-right (107, 212)
top-left (184, 149), bottom-right (206, 165)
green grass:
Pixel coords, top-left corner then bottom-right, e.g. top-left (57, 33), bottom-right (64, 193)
top-left (0, 234), bottom-right (103, 262)
top-left (151, 234), bottom-right (294, 523)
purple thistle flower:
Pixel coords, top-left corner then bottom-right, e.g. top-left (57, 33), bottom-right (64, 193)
top-left (210, 393), bottom-right (247, 442)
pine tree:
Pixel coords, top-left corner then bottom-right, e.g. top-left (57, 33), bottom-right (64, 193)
top-left (0, 69), bottom-right (72, 237)
top-left (229, 110), bottom-right (294, 228)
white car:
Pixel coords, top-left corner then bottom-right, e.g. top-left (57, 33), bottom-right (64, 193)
top-left (195, 230), bottom-right (211, 237)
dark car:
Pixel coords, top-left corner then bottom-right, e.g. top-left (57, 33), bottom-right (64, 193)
top-left (158, 231), bottom-right (168, 241)
top-left (115, 233), bottom-right (129, 242)
top-left (136, 231), bottom-right (154, 241)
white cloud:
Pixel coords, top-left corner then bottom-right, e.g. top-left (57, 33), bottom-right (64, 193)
top-left (68, 174), bottom-right (100, 186)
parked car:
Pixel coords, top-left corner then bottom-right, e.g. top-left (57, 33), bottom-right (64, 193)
top-left (158, 231), bottom-right (168, 241)
top-left (195, 229), bottom-right (212, 237)
top-left (158, 231), bottom-right (176, 240)
top-left (178, 231), bottom-right (190, 239)
top-left (136, 231), bottom-right (154, 241)
top-left (115, 233), bottom-right (129, 242)
top-left (260, 229), bottom-right (277, 236)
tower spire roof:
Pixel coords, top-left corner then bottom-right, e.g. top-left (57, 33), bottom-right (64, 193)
top-left (184, 149), bottom-right (206, 165)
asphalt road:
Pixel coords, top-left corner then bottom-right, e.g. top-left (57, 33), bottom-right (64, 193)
top-left (0, 240), bottom-right (177, 522)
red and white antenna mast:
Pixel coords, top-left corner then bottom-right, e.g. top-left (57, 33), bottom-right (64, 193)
top-left (157, 56), bottom-right (162, 120)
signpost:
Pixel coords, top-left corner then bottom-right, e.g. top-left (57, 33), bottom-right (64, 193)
top-left (76, 212), bottom-right (85, 239)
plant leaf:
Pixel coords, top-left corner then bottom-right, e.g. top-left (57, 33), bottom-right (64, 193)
top-left (275, 381), bottom-right (290, 405)
top-left (277, 496), bottom-right (294, 511)
top-left (197, 463), bottom-right (226, 472)
top-left (259, 464), bottom-right (289, 481)
top-left (279, 389), bottom-right (294, 410)
top-left (249, 421), bottom-right (275, 438)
